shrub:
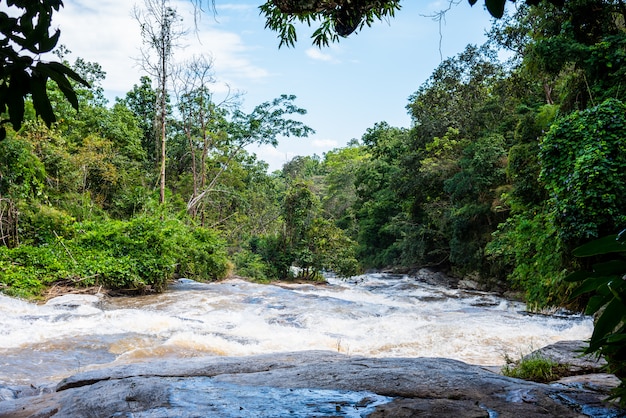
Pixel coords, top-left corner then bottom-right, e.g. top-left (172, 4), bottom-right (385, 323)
top-left (502, 353), bottom-right (570, 383)
top-left (232, 249), bottom-right (270, 283)
top-left (0, 215), bottom-right (231, 298)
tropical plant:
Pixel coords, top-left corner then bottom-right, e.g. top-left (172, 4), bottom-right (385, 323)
top-left (566, 231), bottom-right (626, 406)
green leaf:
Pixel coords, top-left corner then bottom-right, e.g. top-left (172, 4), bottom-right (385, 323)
top-left (37, 29), bottom-right (60, 53)
top-left (7, 70), bottom-right (29, 129)
top-left (46, 61), bottom-right (90, 87)
top-left (585, 294), bottom-right (609, 316)
top-left (570, 276), bottom-right (614, 299)
top-left (30, 74), bottom-right (56, 126)
top-left (592, 260), bottom-right (626, 277)
top-left (606, 333), bottom-right (626, 343)
top-left (485, 0), bottom-right (506, 18)
top-left (590, 298), bottom-right (625, 350)
top-left (573, 234), bottom-right (626, 257)
top-left (564, 269), bottom-right (592, 283)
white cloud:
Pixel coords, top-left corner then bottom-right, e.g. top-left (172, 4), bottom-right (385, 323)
top-left (50, 0), bottom-right (269, 101)
top-left (251, 145), bottom-right (296, 172)
top-left (305, 48), bottom-right (335, 62)
top-left (216, 4), bottom-right (257, 12)
top-left (312, 139), bottom-right (338, 149)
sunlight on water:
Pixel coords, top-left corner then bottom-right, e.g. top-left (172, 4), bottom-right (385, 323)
top-left (0, 273), bottom-right (593, 385)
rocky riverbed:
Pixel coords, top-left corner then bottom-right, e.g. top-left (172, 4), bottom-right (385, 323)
top-left (0, 342), bottom-right (623, 417)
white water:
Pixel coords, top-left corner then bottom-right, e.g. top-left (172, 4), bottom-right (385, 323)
top-left (0, 273), bottom-right (593, 385)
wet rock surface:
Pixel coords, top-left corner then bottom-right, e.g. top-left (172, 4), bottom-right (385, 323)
top-left (1, 349), bottom-right (624, 417)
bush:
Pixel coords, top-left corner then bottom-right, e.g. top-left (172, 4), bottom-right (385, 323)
top-left (0, 215), bottom-right (231, 298)
top-left (0, 245), bottom-right (71, 299)
top-left (19, 203), bottom-right (76, 244)
top-left (232, 249), bottom-right (270, 283)
top-left (539, 98), bottom-right (626, 244)
top-left (502, 353), bottom-right (570, 383)
top-left (486, 210), bottom-right (572, 309)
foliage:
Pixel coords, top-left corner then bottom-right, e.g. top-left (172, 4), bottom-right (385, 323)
top-left (539, 98), bottom-right (626, 244)
top-left (258, 0), bottom-right (567, 48)
top-left (0, 0), bottom-right (89, 138)
top-left (487, 210), bottom-right (571, 308)
top-left (0, 136), bottom-right (46, 199)
top-left (502, 353), bottom-right (570, 383)
top-left (0, 215), bottom-right (231, 298)
top-left (565, 231), bottom-right (626, 406)
top-left (232, 248), bottom-right (270, 283)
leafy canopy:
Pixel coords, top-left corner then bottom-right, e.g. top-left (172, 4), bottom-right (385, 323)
top-left (0, 0), bottom-right (89, 139)
top-left (259, 0), bottom-right (567, 47)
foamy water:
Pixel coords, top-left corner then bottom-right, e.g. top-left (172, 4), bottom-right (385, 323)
top-left (0, 273), bottom-right (593, 385)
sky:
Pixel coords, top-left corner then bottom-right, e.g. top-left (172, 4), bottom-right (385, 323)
top-left (47, 1), bottom-right (498, 172)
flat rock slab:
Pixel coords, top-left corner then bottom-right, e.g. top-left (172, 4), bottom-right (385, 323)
top-left (0, 351), bottom-right (623, 417)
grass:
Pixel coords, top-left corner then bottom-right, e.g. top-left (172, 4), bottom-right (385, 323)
top-left (502, 353), bottom-right (572, 383)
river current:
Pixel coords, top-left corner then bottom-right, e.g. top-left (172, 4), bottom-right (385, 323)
top-left (0, 273), bottom-right (592, 386)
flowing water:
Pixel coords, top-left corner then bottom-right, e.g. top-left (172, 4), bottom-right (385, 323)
top-left (0, 273), bottom-right (593, 386)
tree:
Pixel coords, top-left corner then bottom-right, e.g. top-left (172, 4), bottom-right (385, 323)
top-left (186, 94), bottom-right (314, 213)
top-left (2, 0), bottom-right (575, 133)
top-left (172, 54), bottom-right (241, 218)
top-left (0, 1), bottom-right (89, 139)
top-left (539, 98), bottom-right (626, 244)
top-left (259, 0), bottom-right (567, 47)
top-left (117, 77), bottom-right (159, 165)
top-left (133, 0), bottom-right (186, 205)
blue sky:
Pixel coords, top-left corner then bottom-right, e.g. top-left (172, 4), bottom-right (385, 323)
top-left (50, 1), bottom-right (498, 171)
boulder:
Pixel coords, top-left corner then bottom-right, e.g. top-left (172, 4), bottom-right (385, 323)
top-left (524, 340), bottom-right (607, 374)
top-left (0, 350), bottom-right (623, 417)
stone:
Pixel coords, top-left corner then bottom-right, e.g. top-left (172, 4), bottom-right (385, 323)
top-left (1, 350), bottom-right (623, 417)
top-left (525, 340), bottom-right (608, 374)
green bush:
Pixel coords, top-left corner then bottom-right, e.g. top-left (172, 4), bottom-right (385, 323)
top-left (232, 249), bottom-right (270, 283)
top-left (502, 353), bottom-right (570, 383)
top-left (176, 227), bottom-right (232, 281)
top-left (539, 98), bottom-right (626, 244)
top-left (0, 245), bottom-right (71, 299)
top-left (19, 203), bottom-right (76, 244)
top-left (487, 210), bottom-right (572, 308)
top-left (72, 216), bottom-right (231, 290)
top-left (0, 215), bottom-right (231, 298)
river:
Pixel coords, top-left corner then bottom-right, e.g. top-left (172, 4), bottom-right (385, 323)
top-left (0, 272), bottom-right (593, 387)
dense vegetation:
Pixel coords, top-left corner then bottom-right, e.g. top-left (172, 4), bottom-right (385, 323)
top-left (0, 0), bottom-right (624, 303)
top-left (2, 0), bottom-right (626, 404)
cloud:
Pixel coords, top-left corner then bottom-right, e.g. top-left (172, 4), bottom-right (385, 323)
top-left (312, 139), bottom-right (338, 149)
top-left (251, 145), bottom-right (296, 172)
top-left (216, 4), bottom-right (257, 12)
top-left (305, 48), bottom-right (335, 62)
top-left (50, 0), bottom-right (269, 101)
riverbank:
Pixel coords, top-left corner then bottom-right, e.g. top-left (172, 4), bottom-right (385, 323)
top-left (1, 273), bottom-right (609, 415)
top-left (0, 345), bottom-right (622, 417)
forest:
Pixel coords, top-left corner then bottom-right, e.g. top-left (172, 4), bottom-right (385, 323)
top-left (2, 0), bottom-right (626, 400)
top-left (0, 0), bottom-right (625, 303)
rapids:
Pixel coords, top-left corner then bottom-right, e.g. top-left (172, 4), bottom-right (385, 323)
top-left (0, 273), bottom-right (593, 386)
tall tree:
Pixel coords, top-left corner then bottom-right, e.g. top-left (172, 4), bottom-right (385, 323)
top-left (172, 54), bottom-right (240, 217)
top-left (186, 95), bottom-right (314, 213)
top-left (133, 0), bottom-right (186, 205)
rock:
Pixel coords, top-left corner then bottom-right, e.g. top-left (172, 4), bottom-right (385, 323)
top-left (0, 350), bottom-right (623, 417)
top-left (555, 373), bottom-right (621, 393)
top-left (458, 279), bottom-right (481, 290)
top-left (44, 293), bottom-right (104, 310)
top-left (411, 268), bottom-right (460, 288)
top-left (525, 340), bottom-right (608, 374)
